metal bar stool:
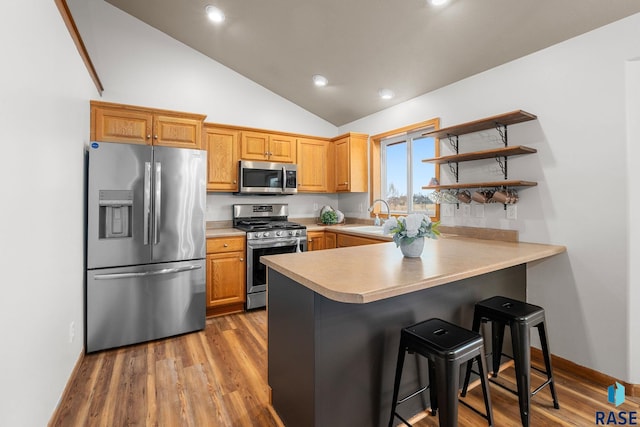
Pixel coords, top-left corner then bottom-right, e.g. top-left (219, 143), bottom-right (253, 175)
top-left (461, 296), bottom-right (560, 427)
top-left (388, 318), bottom-right (494, 427)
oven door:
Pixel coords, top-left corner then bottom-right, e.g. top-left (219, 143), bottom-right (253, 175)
top-left (246, 238), bottom-right (307, 295)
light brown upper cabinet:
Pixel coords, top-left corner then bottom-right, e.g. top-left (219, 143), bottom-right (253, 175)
top-left (91, 101), bottom-right (205, 149)
top-left (240, 131), bottom-right (296, 163)
top-left (296, 138), bottom-right (332, 192)
top-left (205, 125), bottom-right (239, 192)
top-left (333, 133), bottom-right (368, 192)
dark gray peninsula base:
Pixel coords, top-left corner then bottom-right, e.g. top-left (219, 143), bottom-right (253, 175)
top-left (267, 265), bottom-right (526, 427)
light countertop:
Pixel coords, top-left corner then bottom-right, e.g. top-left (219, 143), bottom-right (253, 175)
top-left (260, 236), bottom-right (566, 304)
top-left (205, 227), bottom-right (245, 238)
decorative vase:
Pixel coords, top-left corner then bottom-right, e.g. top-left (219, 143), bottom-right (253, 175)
top-left (399, 237), bottom-right (424, 258)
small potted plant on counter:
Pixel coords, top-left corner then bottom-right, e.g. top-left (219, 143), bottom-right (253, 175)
top-left (382, 213), bottom-right (440, 257)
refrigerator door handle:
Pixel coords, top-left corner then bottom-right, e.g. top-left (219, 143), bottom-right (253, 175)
top-left (93, 264), bottom-right (202, 280)
top-left (143, 162), bottom-right (152, 245)
top-left (154, 161), bottom-right (162, 245)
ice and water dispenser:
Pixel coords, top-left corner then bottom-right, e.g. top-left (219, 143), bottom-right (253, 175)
top-left (98, 190), bottom-right (133, 239)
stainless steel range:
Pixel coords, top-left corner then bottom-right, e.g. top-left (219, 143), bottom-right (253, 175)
top-left (233, 204), bottom-right (307, 309)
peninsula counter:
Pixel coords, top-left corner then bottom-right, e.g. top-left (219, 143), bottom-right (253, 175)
top-left (261, 237), bottom-right (565, 427)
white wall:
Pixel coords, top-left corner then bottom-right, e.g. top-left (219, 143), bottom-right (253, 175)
top-left (71, 0), bottom-right (337, 138)
top-left (339, 14), bottom-right (640, 383)
top-left (0, 2), bottom-right (98, 426)
top-left (626, 59), bottom-right (640, 383)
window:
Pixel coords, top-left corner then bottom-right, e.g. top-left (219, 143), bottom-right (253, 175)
top-left (370, 118), bottom-right (440, 220)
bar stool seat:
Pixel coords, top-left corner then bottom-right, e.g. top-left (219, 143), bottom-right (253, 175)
top-left (461, 296), bottom-right (560, 427)
top-left (388, 318), bottom-right (494, 427)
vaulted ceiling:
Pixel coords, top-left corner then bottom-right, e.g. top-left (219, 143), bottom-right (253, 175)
top-left (103, 0), bottom-right (640, 126)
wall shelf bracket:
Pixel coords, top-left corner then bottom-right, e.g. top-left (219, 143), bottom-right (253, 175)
top-left (446, 134), bottom-right (459, 153)
top-left (494, 155), bottom-right (508, 180)
top-left (495, 123), bottom-right (508, 147)
top-left (447, 161), bottom-right (459, 182)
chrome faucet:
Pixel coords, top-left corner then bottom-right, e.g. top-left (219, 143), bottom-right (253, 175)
top-left (368, 199), bottom-right (390, 226)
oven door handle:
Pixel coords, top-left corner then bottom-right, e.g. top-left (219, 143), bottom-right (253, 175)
top-left (248, 239), bottom-right (302, 249)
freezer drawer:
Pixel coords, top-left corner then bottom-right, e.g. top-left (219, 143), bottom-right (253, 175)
top-left (86, 259), bottom-right (206, 353)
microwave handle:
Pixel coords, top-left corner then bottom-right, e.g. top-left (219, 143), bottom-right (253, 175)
top-left (282, 166), bottom-right (286, 192)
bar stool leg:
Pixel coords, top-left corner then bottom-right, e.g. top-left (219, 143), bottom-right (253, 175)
top-left (476, 353), bottom-right (494, 426)
top-left (536, 321), bottom-right (560, 409)
top-left (389, 336), bottom-right (408, 427)
top-left (491, 320), bottom-right (506, 377)
top-left (428, 358), bottom-right (438, 416)
top-left (433, 357), bottom-right (459, 427)
top-left (461, 311), bottom-right (482, 396)
top-left (511, 321), bottom-right (531, 427)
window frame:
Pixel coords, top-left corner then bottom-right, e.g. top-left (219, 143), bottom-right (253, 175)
top-left (369, 118), bottom-right (440, 221)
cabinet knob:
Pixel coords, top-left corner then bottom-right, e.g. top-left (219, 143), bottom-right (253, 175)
top-left (146, 134), bottom-right (151, 139)
top-left (239, 257), bottom-right (244, 261)
top-left (233, 180), bottom-right (237, 184)
top-left (154, 135), bottom-right (158, 139)
top-left (343, 181), bottom-right (348, 185)
top-left (223, 243), bottom-right (228, 247)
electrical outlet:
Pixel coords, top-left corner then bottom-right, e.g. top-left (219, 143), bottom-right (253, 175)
top-left (313, 203), bottom-right (318, 211)
top-left (69, 321), bottom-right (75, 343)
top-left (506, 204), bottom-right (517, 220)
top-left (442, 204), bottom-right (454, 217)
top-left (359, 203), bottom-right (363, 212)
top-left (472, 204), bottom-right (484, 218)
top-left (462, 204), bottom-right (471, 217)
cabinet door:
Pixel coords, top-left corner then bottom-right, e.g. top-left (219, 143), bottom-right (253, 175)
top-left (93, 106), bottom-right (153, 145)
top-left (206, 251), bottom-right (246, 310)
top-left (307, 231), bottom-right (326, 251)
top-left (325, 232), bottom-right (337, 249)
top-left (269, 134), bottom-right (296, 163)
top-left (153, 115), bottom-right (203, 149)
top-left (334, 137), bottom-right (350, 191)
top-left (334, 134), bottom-right (368, 193)
top-left (297, 138), bottom-right (329, 192)
top-left (205, 126), bottom-right (239, 191)
top-left (336, 234), bottom-right (384, 248)
top-left (240, 131), bottom-right (269, 160)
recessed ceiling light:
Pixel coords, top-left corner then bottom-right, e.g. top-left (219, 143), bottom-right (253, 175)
top-left (378, 89), bottom-right (395, 100)
top-left (312, 74), bottom-right (328, 87)
top-left (429, 0), bottom-right (448, 5)
top-left (205, 5), bottom-right (225, 23)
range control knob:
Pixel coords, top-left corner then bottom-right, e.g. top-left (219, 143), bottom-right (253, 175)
top-left (276, 230), bottom-right (283, 237)
top-left (263, 232), bottom-right (270, 238)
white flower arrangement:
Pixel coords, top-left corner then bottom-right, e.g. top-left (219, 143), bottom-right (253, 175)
top-left (382, 213), bottom-right (440, 246)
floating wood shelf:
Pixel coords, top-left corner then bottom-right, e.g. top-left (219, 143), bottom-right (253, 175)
top-left (422, 110), bottom-right (537, 139)
top-left (422, 145), bottom-right (537, 164)
top-left (422, 180), bottom-right (537, 190)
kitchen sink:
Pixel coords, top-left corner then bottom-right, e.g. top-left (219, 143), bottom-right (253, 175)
top-left (344, 225), bottom-right (386, 235)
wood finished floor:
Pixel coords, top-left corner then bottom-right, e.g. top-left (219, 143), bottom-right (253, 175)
top-left (52, 310), bottom-right (639, 426)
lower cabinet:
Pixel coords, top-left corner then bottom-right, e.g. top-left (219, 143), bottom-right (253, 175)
top-left (336, 233), bottom-right (384, 248)
top-left (206, 236), bottom-right (246, 317)
top-left (325, 232), bottom-right (337, 249)
top-left (307, 230), bottom-right (383, 251)
top-left (307, 231), bottom-right (326, 251)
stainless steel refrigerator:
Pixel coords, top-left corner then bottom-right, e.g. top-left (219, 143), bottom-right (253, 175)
top-left (85, 141), bottom-right (206, 353)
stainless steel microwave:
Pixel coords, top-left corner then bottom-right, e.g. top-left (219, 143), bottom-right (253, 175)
top-left (238, 160), bottom-right (298, 194)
